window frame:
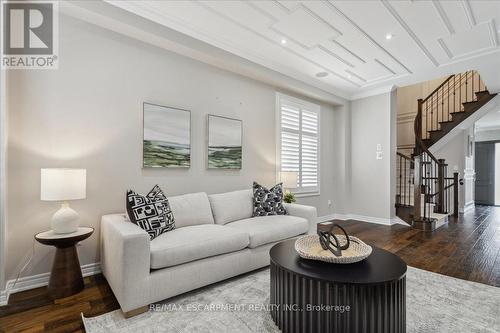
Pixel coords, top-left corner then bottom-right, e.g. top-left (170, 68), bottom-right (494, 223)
top-left (276, 93), bottom-right (321, 197)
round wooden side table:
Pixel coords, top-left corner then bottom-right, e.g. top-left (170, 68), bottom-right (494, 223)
top-left (35, 227), bottom-right (94, 299)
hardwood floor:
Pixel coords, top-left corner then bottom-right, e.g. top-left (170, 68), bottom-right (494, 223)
top-left (1, 205), bottom-right (500, 332)
top-left (0, 274), bottom-right (119, 333)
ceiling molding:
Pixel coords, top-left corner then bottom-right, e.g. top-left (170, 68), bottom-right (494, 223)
top-left (99, 0), bottom-right (500, 99)
top-left (437, 38), bottom-right (453, 59)
top-left (272, 0), bottom-right (290, 14)
top-left (350, 85), bottom-right (396, 101)
top-left (345, 70), bottom-right (366, 83)
top-left (489, 20), bottom-right (499, 47)
top-left (330, 39), bottom-right (366, 64)
top-left (432, 0), bottom-right (455, 34)
top-left (324, 0), bottom-right (413, 74)
top-left (317, 45), bottom-right (355, 68)
top-left (295, 3), bottom-right (342, 38)
top-left (381, 0), bottom-right (440, 67)
top-left (461, 0), bottom-right (477, 27)
top-left (374, 58), bottom-right (397, 75)
top-left (193, 1), bottom-right (361, 87)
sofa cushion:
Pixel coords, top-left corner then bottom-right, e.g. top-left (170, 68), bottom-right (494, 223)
top-left (225, 215), bottom-right (308, 248)
top-left (208, 189), bottom-right (253, 225)
top-left (168, 192), bottom-right (214, 228)
top-left (150, 224), bottom-right (249, 269)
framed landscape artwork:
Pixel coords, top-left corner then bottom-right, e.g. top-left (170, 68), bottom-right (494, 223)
top-left (207, 115), bottom-right (242, 169)
top-left (143, 102), bottom-right (191, 168)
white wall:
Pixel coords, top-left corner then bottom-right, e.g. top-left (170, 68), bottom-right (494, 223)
top-left (5, 16), bottom-right (344, 280)
top-left (350, 92), bottom-right (395, 221)
top-left (433, 126), bottom-right (475, 212)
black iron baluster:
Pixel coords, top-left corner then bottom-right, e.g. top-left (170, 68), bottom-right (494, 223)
top-left (460, 72), bottom-right (462, 111)
top-left (471, 71), bottom-right (474, 102)
top-left (423, 158), bottom-right (426, 220)
top-left (409, 165), bottom-right (412, 206)
top-left (465, 72), bottom-right (468, 104)
top-left (401, 157), bottom-right (404, 206)
top-left (427, 99), bottom-right (430, 138)
top-left (454, 75), bottom-right (457, 116)
top-left (438, 85), bottom-right (450, 125)
top-left (446, 81), bottom-right (450, 119)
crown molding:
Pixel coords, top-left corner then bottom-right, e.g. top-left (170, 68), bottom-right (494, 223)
top-left (350, 85), bottom-right (396, 100)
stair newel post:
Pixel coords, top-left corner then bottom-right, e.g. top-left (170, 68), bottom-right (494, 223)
top-left (413, 155), bottom-right (422, 222)
top-left (415, 99), bottom-right (423, 155)
top-left (453, 172), bottom-right (459, 217)
top-left (436, 159), bottom-right (446, 213)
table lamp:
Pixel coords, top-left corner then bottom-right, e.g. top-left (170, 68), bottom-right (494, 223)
top-left (41, 168), bottom-right (86, 234)
top-left (281, 171), bottom-right (298, 192)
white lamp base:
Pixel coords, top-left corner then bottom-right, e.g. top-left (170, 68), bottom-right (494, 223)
top-left (51, 202), bottom-right (80, 234)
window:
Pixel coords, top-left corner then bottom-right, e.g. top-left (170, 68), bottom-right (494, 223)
top-left (277, 93), bottom-right (320, 196)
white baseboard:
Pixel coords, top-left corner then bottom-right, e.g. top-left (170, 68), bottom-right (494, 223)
top-left (0, 262), bottom-right (101, 306)
top-left (460, 202), bottom-right (475, 214)
top-left (317, 213), bottom-right (396, 225)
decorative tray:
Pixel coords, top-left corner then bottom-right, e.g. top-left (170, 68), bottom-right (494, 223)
top-left (295, 234), bottom-right (372, 264)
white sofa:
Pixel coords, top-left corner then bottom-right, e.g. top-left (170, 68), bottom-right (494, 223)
top-left (100, 189), bottom-right (317, 315)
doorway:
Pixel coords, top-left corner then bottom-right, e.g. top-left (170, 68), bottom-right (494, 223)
top-left (475, 141), bottom-right (500, 205)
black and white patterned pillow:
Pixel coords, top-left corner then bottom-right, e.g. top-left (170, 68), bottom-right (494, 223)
top-left (126, 185), bottom-right (175, 240)
top-left (252, 182), bottom-right (288, 216)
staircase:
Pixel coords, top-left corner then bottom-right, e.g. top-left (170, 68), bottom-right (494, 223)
top-left (396, 70), bottom-right (497, 230)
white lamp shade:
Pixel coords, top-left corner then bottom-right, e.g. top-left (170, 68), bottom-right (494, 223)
top-left (41, 168), bottom-right (87, 201)
top-left (281, 171), bottom-right (298, 189)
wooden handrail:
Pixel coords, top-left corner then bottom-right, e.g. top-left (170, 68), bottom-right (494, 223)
top-left (396, 152), bottom-right (412, 161)
top-left (422, 75), bottom-right (454, 103)
top-left (422, 72), bottom-right (475, 109)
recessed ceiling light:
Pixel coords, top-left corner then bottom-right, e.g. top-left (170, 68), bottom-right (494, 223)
top-left (281, 38), bottom-right (287, 45)
top-left (347, 74), bottom-right (352, 79)
top-left (315, 71), bottom-right (328, 78)
top-left (385, 33), bottom-right (393, 40)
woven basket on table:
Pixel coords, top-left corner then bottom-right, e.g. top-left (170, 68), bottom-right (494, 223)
top-left (294, 234), bottom-right (372, 264)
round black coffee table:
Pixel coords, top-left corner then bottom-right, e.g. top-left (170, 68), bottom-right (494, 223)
top-left (270, 238), bottom-right (407, 333)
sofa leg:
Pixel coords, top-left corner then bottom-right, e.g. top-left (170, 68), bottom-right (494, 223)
top-left (123, 305), bottom-right (149, 318)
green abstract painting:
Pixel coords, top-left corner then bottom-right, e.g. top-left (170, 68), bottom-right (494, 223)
top-left (143, 103), bottom-right (190, 168)
top-left (208, 115), bottom-right (242, 169)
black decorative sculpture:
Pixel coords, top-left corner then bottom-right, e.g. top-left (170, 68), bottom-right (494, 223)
top-left (317, 223), bottom-right (352, 257)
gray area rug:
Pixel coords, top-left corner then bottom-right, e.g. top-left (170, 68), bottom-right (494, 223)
top-left (83, 267), bottom-right (500, 333)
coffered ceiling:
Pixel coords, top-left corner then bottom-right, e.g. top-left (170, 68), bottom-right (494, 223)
top-left (106, 0), bottom-right (500, 99)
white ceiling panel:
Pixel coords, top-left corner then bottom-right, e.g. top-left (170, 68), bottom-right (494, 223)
top-left (441, 21), bottom-right (495, 59)
top-left (270, 6), bottom-right (341, 48)
top-left (105, 0), bottom-right (500, 98)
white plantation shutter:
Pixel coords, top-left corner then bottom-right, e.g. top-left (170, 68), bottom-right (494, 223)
top-left (278, 95), bottom-right (320, 194)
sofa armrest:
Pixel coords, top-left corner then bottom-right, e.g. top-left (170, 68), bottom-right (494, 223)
top-left (283, 203), bottom-right (317, 234)
top-left (100, 214), bottom-right (151, 312)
